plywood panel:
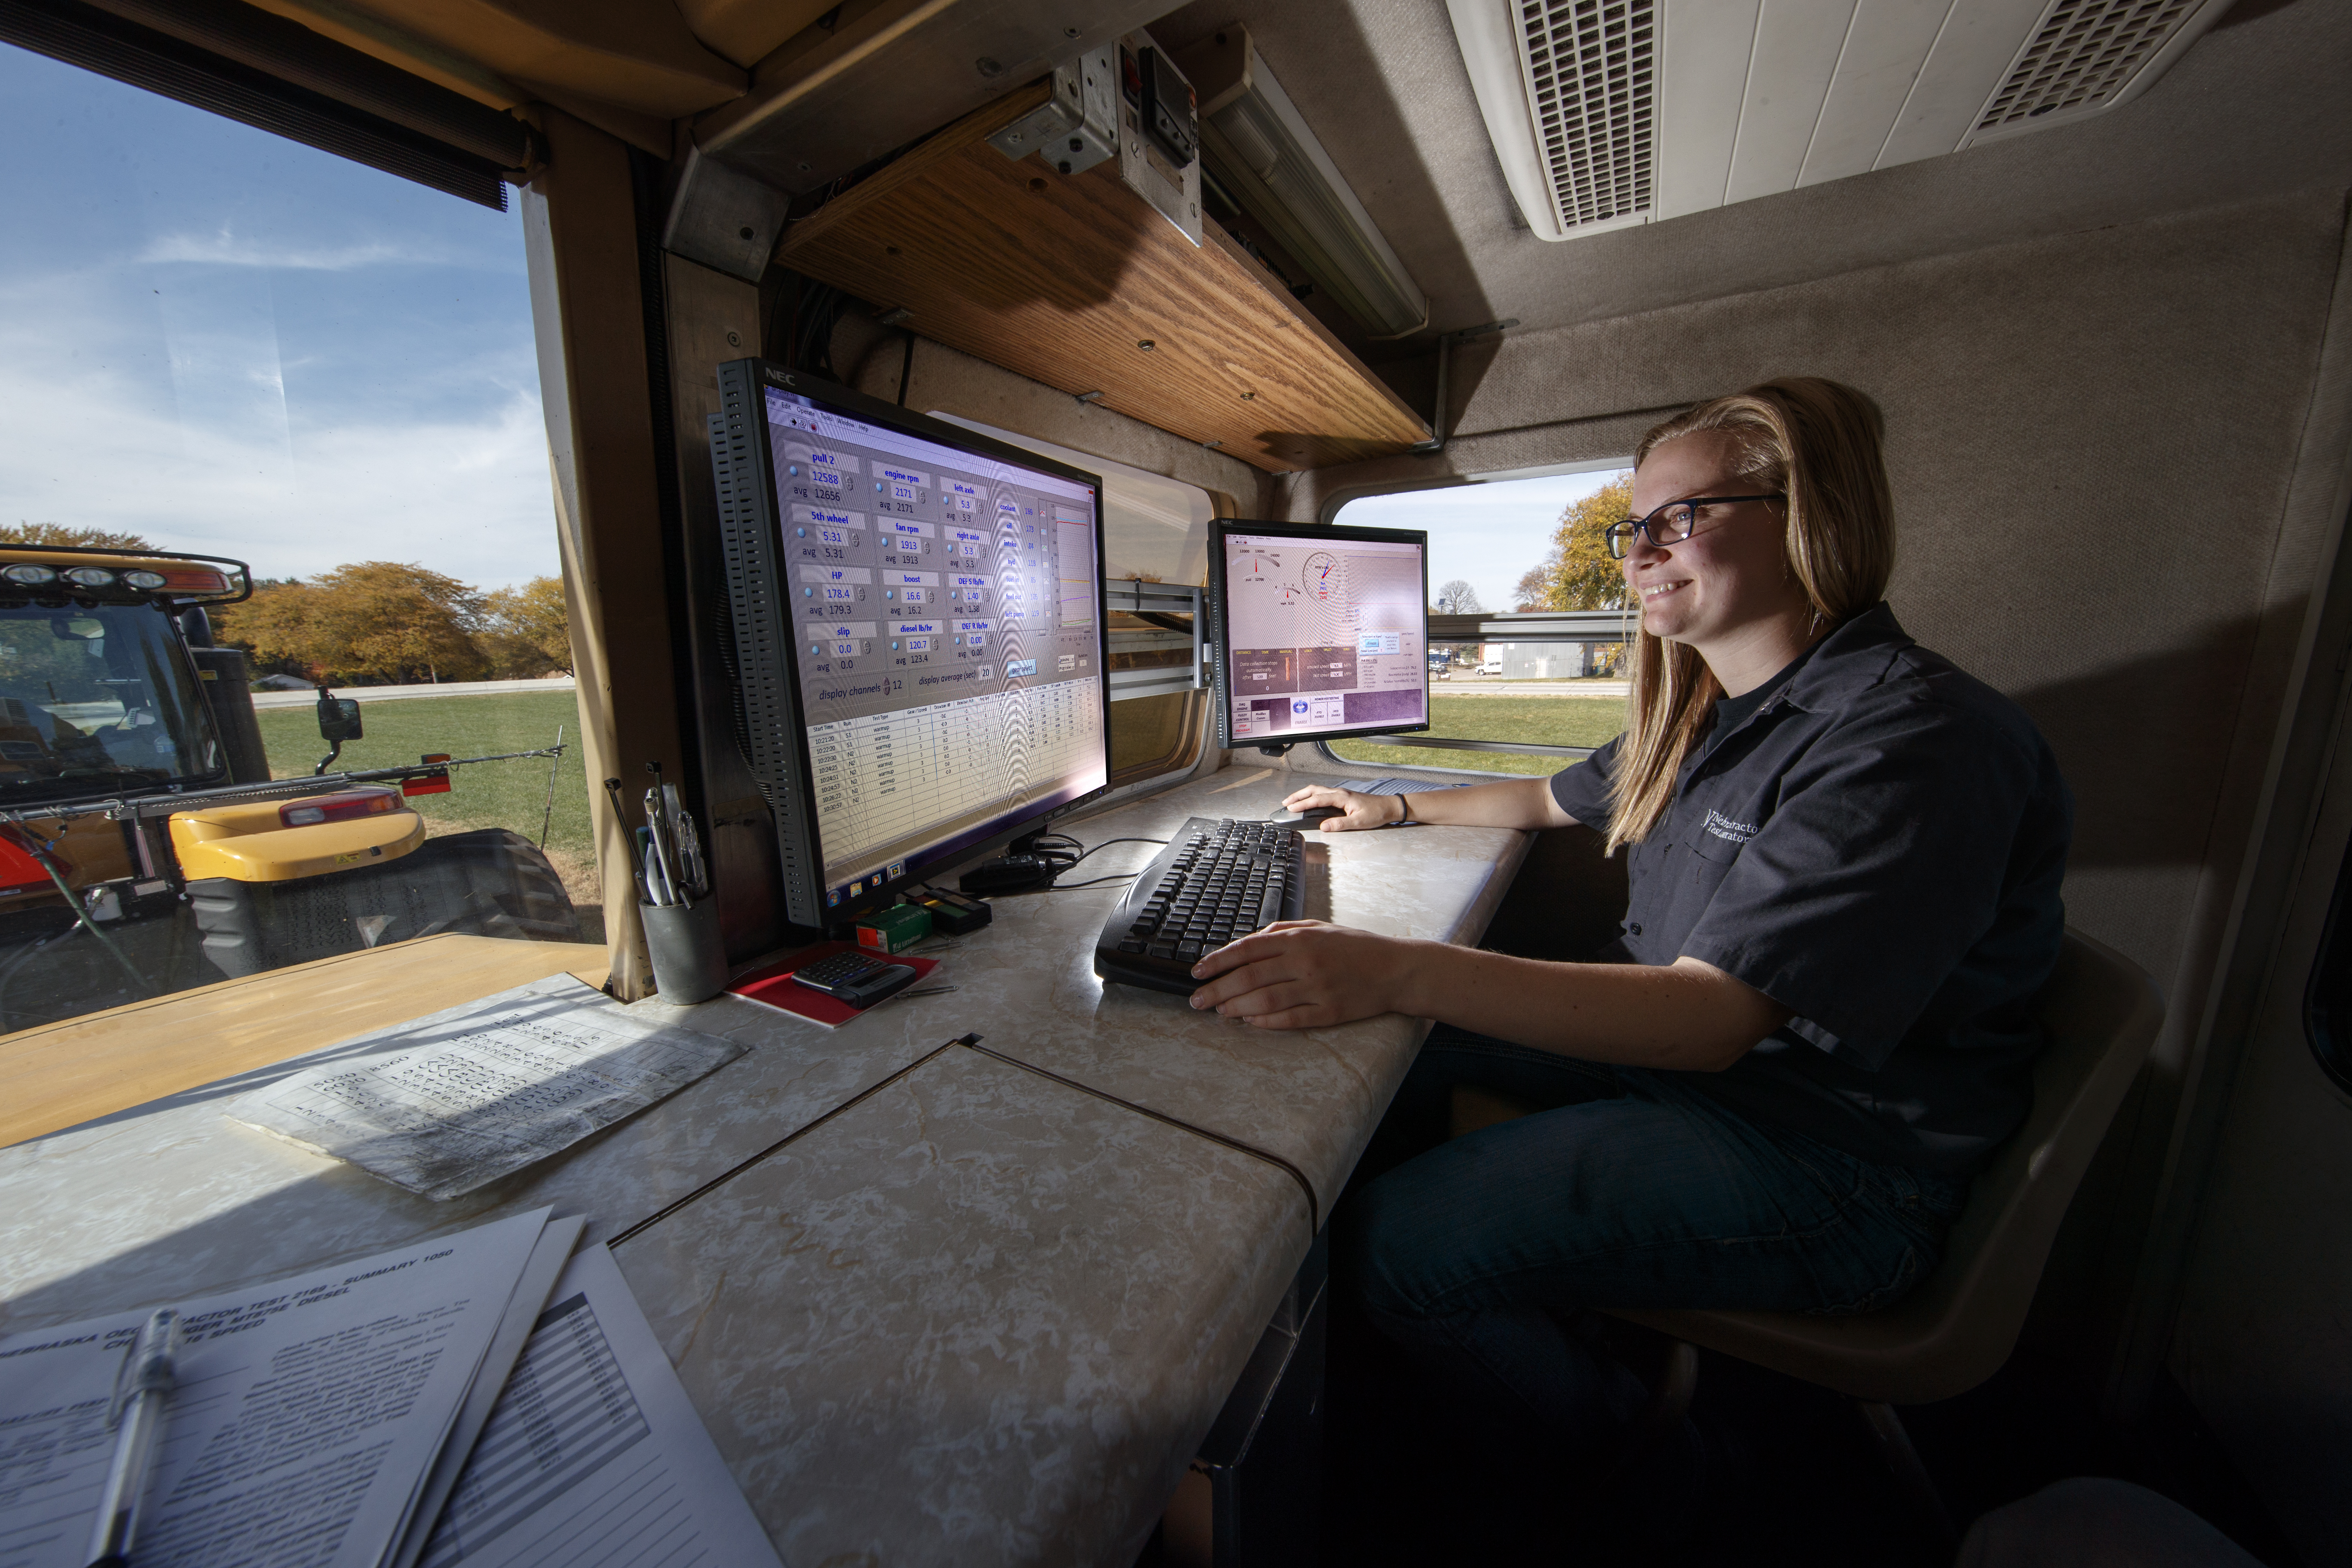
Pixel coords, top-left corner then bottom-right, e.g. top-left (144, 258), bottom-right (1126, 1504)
top-left (0, 934), bottom-right (610, 1148)
top-left (777, 83), bottom-right (1431, 472)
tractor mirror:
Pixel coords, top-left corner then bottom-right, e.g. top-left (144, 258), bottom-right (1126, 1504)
top-left (315, 691), bottom-right (363, 743)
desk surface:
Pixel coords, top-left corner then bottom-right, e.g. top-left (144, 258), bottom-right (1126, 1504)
top-left (0, 766), bottom-right (1531, 1567)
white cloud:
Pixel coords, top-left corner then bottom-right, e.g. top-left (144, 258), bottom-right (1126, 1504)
top-left (137, 227), bottom-right (452, 271)
top-left (0, 334), bottom-right (560, 591)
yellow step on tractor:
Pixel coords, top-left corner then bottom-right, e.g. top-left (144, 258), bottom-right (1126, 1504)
top-left (0, 543), bottom-right (579, 1031)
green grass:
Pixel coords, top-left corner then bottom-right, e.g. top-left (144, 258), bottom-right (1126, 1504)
top-left (254, 691), bottom-right (596, 898)
top-left (1328, 695), bottom-right (1626, 778)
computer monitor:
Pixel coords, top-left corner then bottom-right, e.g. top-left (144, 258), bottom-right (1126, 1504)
top-left (1207, 520), bottom-right (1431, 749)
top-left (709, 361), bottom-right (1112, 929)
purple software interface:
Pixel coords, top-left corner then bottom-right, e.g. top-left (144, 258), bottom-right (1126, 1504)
top-left (1219, 528), bottom-right (1428, 743)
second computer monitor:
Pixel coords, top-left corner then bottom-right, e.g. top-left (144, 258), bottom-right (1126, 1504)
top-left (1208, 520), bottom-right (1430, 749)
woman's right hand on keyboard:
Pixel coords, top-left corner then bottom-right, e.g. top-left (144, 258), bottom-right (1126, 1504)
top-left (1280, 785), bottom-right (1402, 832)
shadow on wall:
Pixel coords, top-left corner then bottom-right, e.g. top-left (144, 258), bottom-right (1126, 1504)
top-left (2012, 608), bottom-right (2281, 870)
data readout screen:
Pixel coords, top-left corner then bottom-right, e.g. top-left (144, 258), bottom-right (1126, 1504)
top-left (1219, 531), bottom-right (1427, 741)
top-left (766, 388), bottom-right (1107, 899)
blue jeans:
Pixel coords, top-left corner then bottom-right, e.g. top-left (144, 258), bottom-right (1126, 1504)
top-left (1337, 1026), bottom-right (1972, 1460)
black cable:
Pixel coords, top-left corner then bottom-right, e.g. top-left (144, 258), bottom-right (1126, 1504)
top-left (1070, 837), bottom-right (1167, 864)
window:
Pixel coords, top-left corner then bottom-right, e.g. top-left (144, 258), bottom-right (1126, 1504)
top-left (1323, 466), bottom-right (1633, 776)
top-left (0, 43), bottom-right (582, 1033)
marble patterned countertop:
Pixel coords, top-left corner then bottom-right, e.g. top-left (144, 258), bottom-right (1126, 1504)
top-left (0, 763), bottom-right (1532, 1565)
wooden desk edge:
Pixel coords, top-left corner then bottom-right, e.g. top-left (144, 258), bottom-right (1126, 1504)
top-left (0, 934), bottom-right (612, 1149)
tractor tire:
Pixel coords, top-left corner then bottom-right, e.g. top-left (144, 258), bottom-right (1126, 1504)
top-left (191, 828), bottom-right (582, 978)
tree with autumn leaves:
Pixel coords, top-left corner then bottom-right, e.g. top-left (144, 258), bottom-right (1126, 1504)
top-left (220, 562), bottom-right (571, 685)
top-left (1517, 473), bottom-right (1636, 613)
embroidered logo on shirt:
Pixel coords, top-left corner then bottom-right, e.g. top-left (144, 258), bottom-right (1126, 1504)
top-left (1704, 808), bottom-right (1759, 844)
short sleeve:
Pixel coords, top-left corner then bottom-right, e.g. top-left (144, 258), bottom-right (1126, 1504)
top-left (1550, 736), bottom-right (1619, 826)
top-left (1675, 698), bottom-right (2042, 1070)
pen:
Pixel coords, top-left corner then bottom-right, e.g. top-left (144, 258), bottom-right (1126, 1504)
top-left (86, 1307), bottom-right (179, 1568)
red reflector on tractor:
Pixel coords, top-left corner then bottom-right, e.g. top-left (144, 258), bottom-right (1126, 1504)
top-left (278, 787), bottom-right (400, 827)
top-left (402, 755), bottom-right (453, 797)
top-left (0, 833), bottom-right (52, 889)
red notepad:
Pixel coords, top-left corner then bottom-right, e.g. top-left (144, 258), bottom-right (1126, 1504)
top-left (727, 941), bottom-right (941, 1029)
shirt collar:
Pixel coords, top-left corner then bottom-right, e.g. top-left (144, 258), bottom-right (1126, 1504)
top-left (1773, 601), bottom-right (1912, 716)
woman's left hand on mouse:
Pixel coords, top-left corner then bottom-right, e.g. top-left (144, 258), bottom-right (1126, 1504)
top-left (1279, 784), bottom-right (1398, 831)
top-left (1188, 920), bottom-right (1418, 1028)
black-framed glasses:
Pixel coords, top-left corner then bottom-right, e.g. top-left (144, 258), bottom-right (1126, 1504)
top-left (1603, 493), bottom-right (1785, 559)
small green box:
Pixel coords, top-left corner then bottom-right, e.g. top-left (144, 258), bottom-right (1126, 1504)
top-left (855, 902), bottom-right (931, 954)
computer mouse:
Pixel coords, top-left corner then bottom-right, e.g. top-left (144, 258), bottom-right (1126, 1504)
top-left (1268, 805), bottom-right (1347, 827)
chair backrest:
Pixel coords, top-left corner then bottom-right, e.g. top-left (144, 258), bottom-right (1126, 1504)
top-left (1612, 928), bottom-right (2165, 1403)
top-left (1924, 931), bottom-right (2162, 1298)
top-left (1837, 928), bottom-right (2165, 1397)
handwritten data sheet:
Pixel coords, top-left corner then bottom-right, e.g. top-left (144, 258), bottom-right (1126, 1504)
top-left (227, 976), bottom-right (745, 1200)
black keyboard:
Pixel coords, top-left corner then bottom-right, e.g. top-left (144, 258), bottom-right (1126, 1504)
top-left (1093, 816), bottom-right (1305, 995)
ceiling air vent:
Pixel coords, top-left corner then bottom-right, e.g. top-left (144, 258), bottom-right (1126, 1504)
top-left (1518, 0), bottom-right (1656, 235)
top-left (1452, 0), bottom-right (2229, 241)
top-left (1968, 0), bottom-right (2212, 144)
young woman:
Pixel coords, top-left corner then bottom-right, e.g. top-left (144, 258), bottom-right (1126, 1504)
top-left (1186, 378), bottom-right (2072, 1474)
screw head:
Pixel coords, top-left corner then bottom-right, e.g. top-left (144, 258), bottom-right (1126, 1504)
top-left (726, 330), bottom-right (741, 346)
top-left (738, 225), bottom-right (754, 240)
top-left (1065, 26), bottom-right (1081, 38)
top-left (1029, 177), bottom-right (1047, 193)
top-left (1137, 339), bottom-right (1155, 352)
top-left (796, 161), bottom-right (811, 173)
top-left (976, 55), bottom-right (1004, 77)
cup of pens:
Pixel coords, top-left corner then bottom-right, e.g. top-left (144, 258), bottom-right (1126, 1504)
top-left (620, 774), bottom-right (727, 1005)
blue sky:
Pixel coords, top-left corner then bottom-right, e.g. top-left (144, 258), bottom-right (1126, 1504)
top-left (0, 43), bottom-right (557, 590)
top-left (1338, 466), bottom-right (1629, 614)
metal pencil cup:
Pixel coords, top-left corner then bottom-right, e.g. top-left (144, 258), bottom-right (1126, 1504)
top-left (641, 897), bottom-right (726, 1004)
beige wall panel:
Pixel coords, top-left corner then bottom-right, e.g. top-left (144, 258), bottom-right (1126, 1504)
top-left (830, 312), bottom-right (1283, 518)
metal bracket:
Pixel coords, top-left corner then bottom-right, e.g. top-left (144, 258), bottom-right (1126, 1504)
top-left (1410, 317), bottom-right (1519, 456)
top-left (661, 144), bottom-right (790, 284)
top-left (1104, 579), bottom-right (1204, 700)
top-left (987, 47), bottom-right (1117, 175)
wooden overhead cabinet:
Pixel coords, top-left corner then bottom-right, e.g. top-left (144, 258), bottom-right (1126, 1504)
top-left (775, 81), bottom-right (1432, 473)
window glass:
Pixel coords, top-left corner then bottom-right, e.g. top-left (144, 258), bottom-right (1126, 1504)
top-left (1326, 468), bottom-right (1633, 775)
top-left (0, 44), bottom-right (584, 1035)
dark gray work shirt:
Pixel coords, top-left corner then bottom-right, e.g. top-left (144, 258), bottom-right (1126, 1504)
top-left (1549, 603), bottom-right (2073, 1174)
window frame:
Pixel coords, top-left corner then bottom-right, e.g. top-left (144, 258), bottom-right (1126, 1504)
top-left (1315, 458), bottom-right (1636, 772)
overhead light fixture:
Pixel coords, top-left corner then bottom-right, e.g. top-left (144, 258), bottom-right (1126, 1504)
top-left (1174, 27), bottom-right (1429, 338)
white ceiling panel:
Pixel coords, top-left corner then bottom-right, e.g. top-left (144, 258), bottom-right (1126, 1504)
top-left (1796, 0), bottom-right (1958, 186)
top-left (1655, 0), bottom-right (1761, 219)
top-left (1875, 0), bottom-right (2052, 165)
top-left (1724, 0), bottom-right (1859, 205)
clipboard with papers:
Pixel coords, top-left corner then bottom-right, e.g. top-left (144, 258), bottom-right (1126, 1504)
top-left (0, 1212), bottom-right (780, 1568)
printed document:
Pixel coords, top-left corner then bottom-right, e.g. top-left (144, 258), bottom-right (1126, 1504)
top-left (416, 1245), bottom-right (782, 1568)
top-left (0, 1209), bottom-right (553, 1568)
top-left (226, 976), bottom-right (745, 1200)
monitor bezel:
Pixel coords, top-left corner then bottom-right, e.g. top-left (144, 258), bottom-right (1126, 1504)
top-left (726, 360), bottom-right (1114, 928)
top-left (1207, 518), bottom-right (1433, 751)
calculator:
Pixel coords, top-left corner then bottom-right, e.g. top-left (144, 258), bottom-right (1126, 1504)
top-left (790, 949), bottom-right (919, 1008)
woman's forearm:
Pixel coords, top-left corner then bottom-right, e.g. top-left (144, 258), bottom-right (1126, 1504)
top-left (1388, 941), bottom-right (1789, 1071)
top-left (1383, 775), bottom-right (1576, 830)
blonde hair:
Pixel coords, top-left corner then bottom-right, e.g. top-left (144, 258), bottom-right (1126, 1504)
top-left (1603, 377), bottom-right (1894, 854)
